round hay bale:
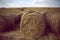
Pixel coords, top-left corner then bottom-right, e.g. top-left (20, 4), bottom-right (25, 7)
top-left (20, 12), bottom-right (45, 40)
top-left (0, 14), bottom-right (20, 32)
top-left (0, 14), bottom-right (5, 32)
top-left (44, 13), bottom-right (60, 34)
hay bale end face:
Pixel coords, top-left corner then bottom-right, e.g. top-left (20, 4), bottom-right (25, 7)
top-left (20, 12), bottom-right (45, 40)
top-left (0, 14), bottom-right (20, 32)
top-left (44, 13), bottom-right (60, 34)
top-left (0, 14), bottom-right (5, 32)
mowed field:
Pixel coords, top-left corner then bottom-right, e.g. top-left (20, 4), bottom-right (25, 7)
top-left (0, 8), bottom-right (60, 14)
top-left (0, 8), bottom-right (60, 40)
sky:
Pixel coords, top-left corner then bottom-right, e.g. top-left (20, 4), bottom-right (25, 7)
top-left (0, 0), bottom-right (60, 8)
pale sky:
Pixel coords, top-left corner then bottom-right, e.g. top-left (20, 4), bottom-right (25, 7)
top-left (0, 0), bottom-right (60, 8)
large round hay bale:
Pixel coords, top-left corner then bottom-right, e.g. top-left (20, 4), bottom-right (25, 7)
top-left (0, 14), bottom-right (20, 32)
top-left (20, 12), bottom-right (45, 40)
top-left (0, 14), bottom-right (5, 32)
top-left (44, 12), bottom-right (60, 34)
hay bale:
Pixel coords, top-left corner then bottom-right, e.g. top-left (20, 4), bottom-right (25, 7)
top-left (0, 14), bottom-right (20, 32)
top-left (20, 12), bottom-right (45, 40)
top-left (44, 12), bottom-right (60, 34)
top-left (0, 14), bottom-right (5, 32)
